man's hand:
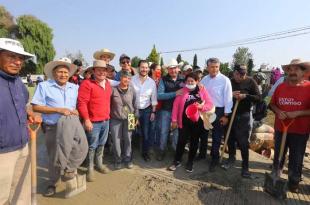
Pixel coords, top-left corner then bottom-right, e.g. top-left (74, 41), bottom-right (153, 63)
top-left (219, 116), bottom-right (229, 126)
top-left (176, 89), bottom-right (183, 96)
top-left (57, 108), bottom-right (72, 116)
top-left (150, 113), bottom-right (156, 121)
top-left (276, 110), bottom-right (287, 120)
top-left (171, 122), bottom-right (178, 130)
top-left (28, 112), bottom-right (42, 124)
top-left (84, 119), bottom-right (93, 132)
top-left (233, 91), bottom-right (246, 101)
top-left (70, 109), bottom-right (79, 116)
top-left (285, 111), bottom-right (300, 119)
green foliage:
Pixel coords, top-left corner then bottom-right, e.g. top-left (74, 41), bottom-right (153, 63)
top-left (131, 56), bottom-right (141, 68)
top-left (220, 62), bottom-right (231, 76)
top-left (247, 58), bottom-right (254, 76)
top-left (146, 45), bottom-right (159, 64)
top-left (176, 54), bottom-right (182, 63)
top-left (232, 47), bottom-right (253, 67)
top-left (0, 6), bottom-right (14, 37)
top-left (160, 57), bottom-right (164, 66)
top-left (193, 54), bottom-right (198, 67)
top-left (17, 15), bottom-right (55, 74)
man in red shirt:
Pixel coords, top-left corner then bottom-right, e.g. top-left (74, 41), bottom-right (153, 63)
top-left (78, 60), bottom-right (112, 182)
top-left (269, 59), bottom-right (310, 193)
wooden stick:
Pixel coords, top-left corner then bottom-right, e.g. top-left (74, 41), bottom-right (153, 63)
top-left (220, 100), bottom-right (239, 163)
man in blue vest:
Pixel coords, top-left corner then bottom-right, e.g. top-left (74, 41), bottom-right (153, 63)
top-left (156, 59), bottom-right (184, 161)
top-left (0, 38), bottom-right (41, 205)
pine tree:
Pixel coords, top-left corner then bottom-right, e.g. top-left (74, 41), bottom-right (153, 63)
top-left (247, 58), bottom-right (254, 76)
top-left (193, 54), bottom-right (198, 67)
top-left (160, 57), bottom-right (164, 66)
top-left (176, 54), bottom-right (182, 63)
top-left (146, 45), bottom-right (159, 64)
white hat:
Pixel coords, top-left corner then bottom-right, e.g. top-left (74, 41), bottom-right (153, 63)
top-left (93, 48), bottom-right (115, 60)
top-left (0, 38), bottom-right (35, 58)
top-left (44, 57), bottom-right (77, 80)
top-left (163, 58), bottom-right (183, 69)
top-left (88, 60), bottom-right (107, 70)
top-left (182, 64), bottom-right (193, 72)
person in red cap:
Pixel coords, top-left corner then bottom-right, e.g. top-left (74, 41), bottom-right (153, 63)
top-left (269, 59), bottom-right (310, 193)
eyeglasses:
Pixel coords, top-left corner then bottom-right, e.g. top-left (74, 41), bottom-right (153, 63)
top-left (121, 60), bottom-right (130, 64)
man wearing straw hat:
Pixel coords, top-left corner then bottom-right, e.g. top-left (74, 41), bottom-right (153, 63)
top-left (31, 57), bottom-right (79, 196)
top-left (78, 60), bottom-right (112, 181)
top-left (269, 59), bottom-right (310, 193)
top-left (0, 38), bottom-right (40, 205)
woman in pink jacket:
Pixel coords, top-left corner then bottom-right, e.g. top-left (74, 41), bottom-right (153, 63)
top-left (168, 72), bottom-right (213, 172)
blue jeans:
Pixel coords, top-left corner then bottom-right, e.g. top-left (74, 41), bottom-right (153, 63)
top-left (210, 107), bottom-right (225, 161)
top-left (139, 107), bottom-right (156, 154)
top-left (86, 120), bottom-right (110, 151)
top-left (158, 110), bottom-right (178, 151)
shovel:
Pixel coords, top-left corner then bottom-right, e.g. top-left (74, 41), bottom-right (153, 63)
top-left (219, 100), bottom-right (240, 163)
top-left (264, 119), bottom-right (295, 199)
top-left (29, 122), bottom-right (41, 205)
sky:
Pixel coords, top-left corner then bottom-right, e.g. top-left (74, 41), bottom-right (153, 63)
top-left (2, 0), bottom-right (310, 70)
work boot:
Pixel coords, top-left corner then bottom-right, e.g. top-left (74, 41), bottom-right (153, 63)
top-left (156, 150), bottom-right (165, 161)
top-left (95, 146), bottom-right (109, 174)
top-left (209, 159), bottom-right (219, 172)
top-left (241, 168), bottom-right (251, 178)
top-left (86, 150), bottom-right (95, 182)
top-left (288, 180), bottom-right (299, 193)
top-left (221, 156), bottom-right (236, 170)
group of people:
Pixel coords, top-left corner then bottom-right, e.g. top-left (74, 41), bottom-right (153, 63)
top-left (1, 37), bottom-right (309, 204)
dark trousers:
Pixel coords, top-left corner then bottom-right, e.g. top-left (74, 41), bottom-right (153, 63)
top-left (273, 131), bottom-right (309, 184)
top-left (198, 129), bottom-right (208, 157)
top-left (228, 112), bottom-right (251, 169)
top-left (210, 107), bottom-right (225, 161)
top-left (139, 106), bottom-right (155, 154)
top-left (174, 119), bottom-right (204, 165)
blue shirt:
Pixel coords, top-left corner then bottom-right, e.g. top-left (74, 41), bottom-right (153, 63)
top-left (31, 80), bottom-right (79, 125)
top-left (0, 70), bottom-right (29, 153)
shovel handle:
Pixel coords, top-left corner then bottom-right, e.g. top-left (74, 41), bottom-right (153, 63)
top-left (278, 119), bottom-right (295, 165)
top-left (28, 122), bottom-right (41, 205)
top-left (220, 100), bottom-right (239, 163)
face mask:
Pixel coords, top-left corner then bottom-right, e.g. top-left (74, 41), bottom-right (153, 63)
top-left (185, 84), bottom-right (196, 90)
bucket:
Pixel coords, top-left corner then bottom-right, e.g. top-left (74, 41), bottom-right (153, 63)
top-left (185, 104), bottom-right (199, 122)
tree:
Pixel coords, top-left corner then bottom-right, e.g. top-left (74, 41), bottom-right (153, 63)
top-left (232, 47), bottom-right (253, 67)
top-left (16, 15), bottom-right (55, 74)
top-left (131, 56), bottom-right (141, 68)
top-left (65, 50), bottom-right (88, 67)
top-left (146, 45), bottom-right (159, 64)
top-left (220, 62), bottom-right (231, 77)
top-left (176, 54), bottom-right (182, 63)
top-left (193, 54), bottom-right (198, 67)
top-left (0, 6), bottom-right (14, 38)
top-left (247, 58), bottom-right (254, 76)
top-left (160, 57), bottom-right (164, 66)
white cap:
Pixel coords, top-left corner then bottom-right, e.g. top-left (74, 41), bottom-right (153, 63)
top-left (0, 38), bottom-right (35, 58)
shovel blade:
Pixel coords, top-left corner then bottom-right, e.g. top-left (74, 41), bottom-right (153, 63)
top-left (264, 172), bottom-right (287, 199)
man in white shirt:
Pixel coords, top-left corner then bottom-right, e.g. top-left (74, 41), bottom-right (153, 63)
top-left (131, 60), bottom-right (158, 161)
top-left (200, 58), bottom-right (233, 172)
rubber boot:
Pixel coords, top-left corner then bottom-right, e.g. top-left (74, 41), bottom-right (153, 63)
top-left (95, 146), bottom-right (109, 174)
top-left (86, 149), bottom-right (95, 182)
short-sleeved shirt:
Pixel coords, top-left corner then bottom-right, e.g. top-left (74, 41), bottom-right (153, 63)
top-left (31, 79), bottom-right (79, 125)
top-left (271, 81), bottom-right (310, 134)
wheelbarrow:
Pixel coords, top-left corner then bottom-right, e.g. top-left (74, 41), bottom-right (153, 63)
top-left (264, 119), bottom-right (295, 199)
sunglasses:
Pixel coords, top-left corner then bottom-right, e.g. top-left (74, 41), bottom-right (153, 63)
top-left (121, 60), bottom-right (130, 64)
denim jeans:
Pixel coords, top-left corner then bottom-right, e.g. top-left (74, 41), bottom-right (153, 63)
top-left (210, 107), bottom-right (225, 161)
top-left (158, 110), bottom-right (178, 151)
top-left (139, 107), bottom-right (156, 154)
top-left (86, 120), bottom-right (110, 151)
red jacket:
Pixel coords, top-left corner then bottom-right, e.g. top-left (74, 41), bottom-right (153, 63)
top-left (78, 79), bottom-right (112, 122)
